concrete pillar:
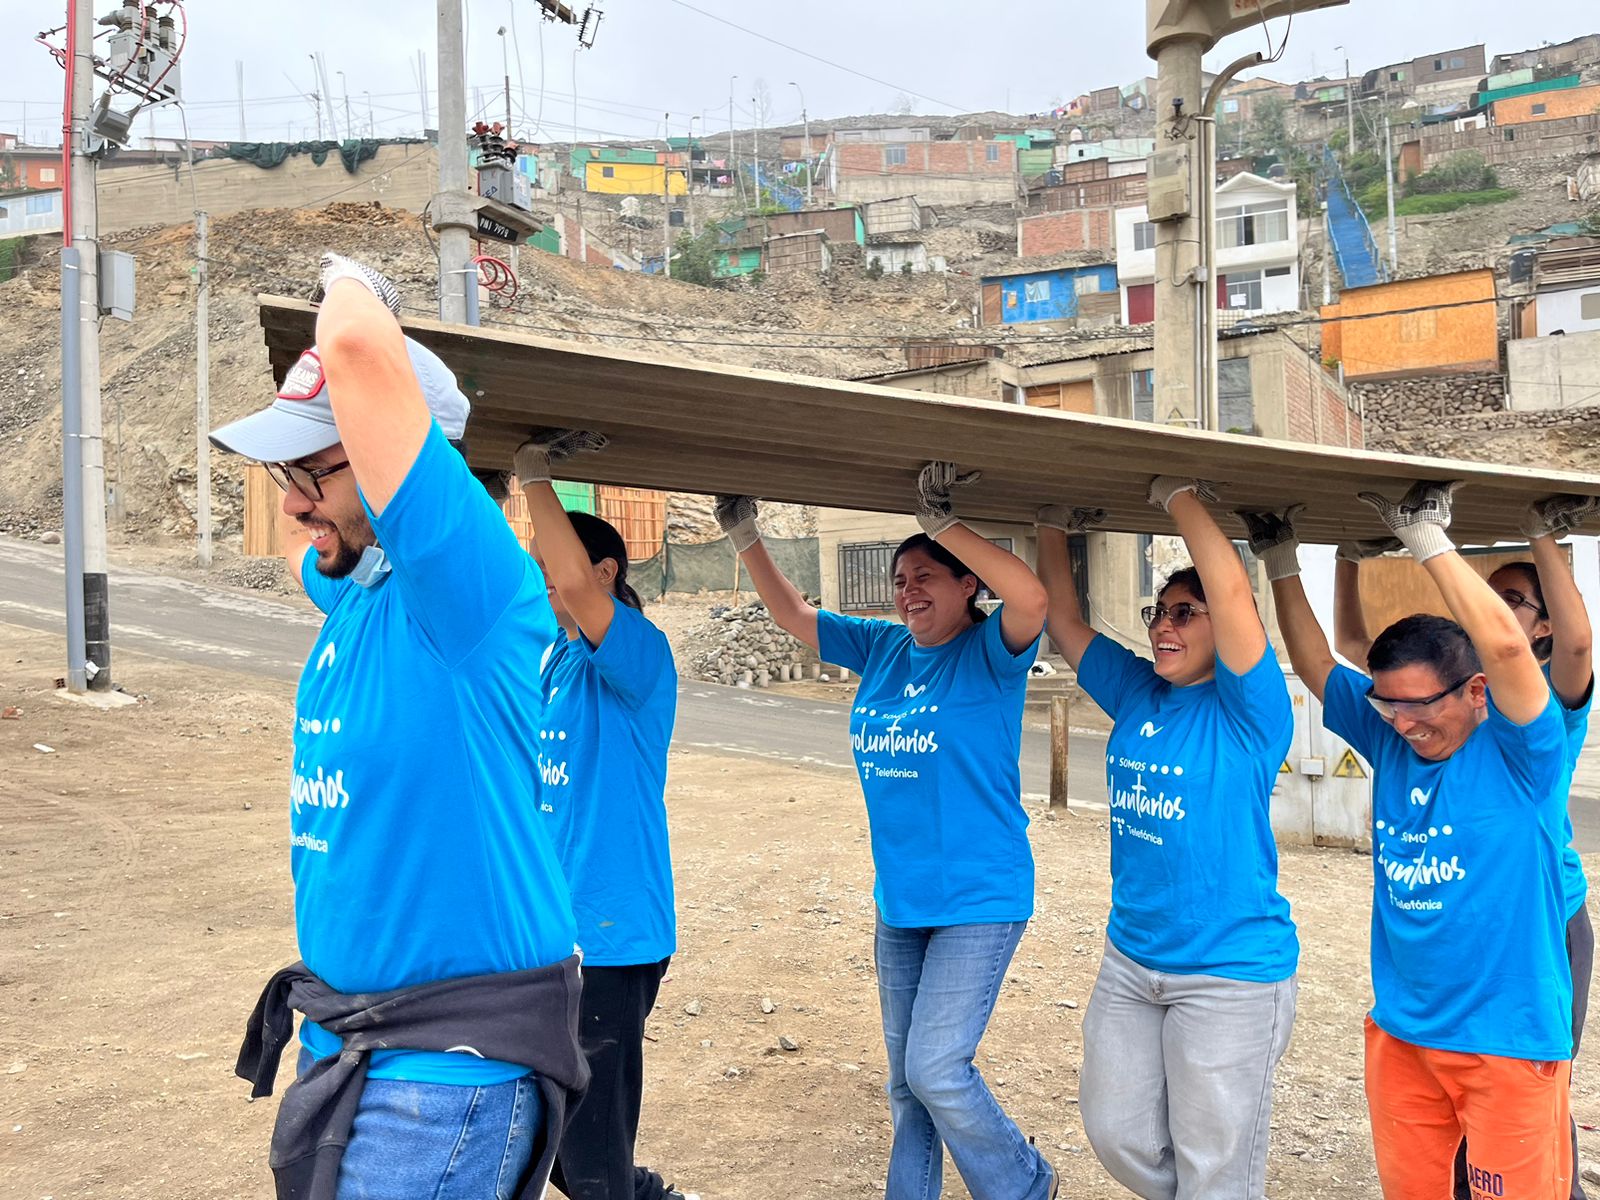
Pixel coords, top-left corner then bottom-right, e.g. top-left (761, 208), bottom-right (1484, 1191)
top-left (1153, 37), bottom-right (1205, 430)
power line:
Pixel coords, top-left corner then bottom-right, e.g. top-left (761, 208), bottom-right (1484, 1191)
top-left (660, 0), bottom-right (975, 114)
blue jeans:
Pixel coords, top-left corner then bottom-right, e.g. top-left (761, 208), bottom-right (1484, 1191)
top-left (295, 1048), bottom-right (543, 1200)
top-left (875, 917), bottom-right (1051, 1200)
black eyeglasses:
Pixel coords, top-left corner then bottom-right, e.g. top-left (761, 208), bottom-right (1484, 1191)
top-left (1365, 674), bottom-right (1475, 721)
top-left (264, 459), bottom-right (351, 501)
top-left (1497, 588), bottom-right (1542, 616)
top-left (1140, 602), bottom-right (1210, 629)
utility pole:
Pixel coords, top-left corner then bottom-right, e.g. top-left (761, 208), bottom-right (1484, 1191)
top-left (498, 26), bottom-right (513, 135)
top-left (1336, 44), bottom-right (1356, 150)
top-left (790, 81), bottom-right (811, 205)
top-left (418, 50), bottom-right (432, 131)
top-left (434, 0), bottom-right (472, 324)
top-left (1147, 0), bottom-right (1349, 433)
top-left (751, 95), bottom-right (761, 205)
top-left (316, 54), bottom-right (341, 141)
top-left (662, 112), bottom-right (672, 279)
top-left (686, 115), bottom-right (698, 236)
top-left (236, 61), bottom-right (247, 139)
top-left (728, 75), bottom-right (740, 207)
top-left (65, 0), bottom-right (112, 691)
top-left (337, 70), bottom-right (351, 140)
top-left (1384, 111), bottom-right (1398, 274)
top-left (365, 91), bottom-right (375, 137)
top-left (195, 210), bottom-right (211, 567)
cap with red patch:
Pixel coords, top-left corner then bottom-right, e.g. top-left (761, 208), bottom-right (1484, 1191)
top-left (209, 337), bottom-right (470, 462)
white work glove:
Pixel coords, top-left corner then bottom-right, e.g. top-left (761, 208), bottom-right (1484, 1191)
top-left (1035, 505), bottom-right (1107, 533)
top-left (513, 429), bottom-right (608, 486)
top-left (317, 251), bottom-right (402, 318)
top-left (1236, 505), bottom-right (1305, 582)
top-left (1356, 480), bottom-right (1462, 564)
top-left (1335, 536), bottom-right (1403, 563)
top-left (1147, 476), bottom-right (1219, 512)
top-left (715, 494), bottom-right (762, 554)
top-left (915, 461), bottom-right (981, 539)
top-left (1522, 495), bottom-right (1600, 540)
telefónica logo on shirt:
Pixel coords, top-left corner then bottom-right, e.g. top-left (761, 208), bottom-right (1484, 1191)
top-left (852, 700), bottom-right (941, 781)
top-left (1138, 721), bottom-right (1165, 738)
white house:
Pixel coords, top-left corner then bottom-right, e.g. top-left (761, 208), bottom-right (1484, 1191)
top-left (0, 188), bottom-right (63, 238)
top-left (1114, 172), bottom-right (1299, 324)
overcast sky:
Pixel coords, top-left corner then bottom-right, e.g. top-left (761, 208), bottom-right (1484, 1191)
top-left (1, 1), bottom-right (1593, 146)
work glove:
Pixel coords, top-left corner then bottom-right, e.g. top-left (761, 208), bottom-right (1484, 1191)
top-left (915, 461), bottom-right (981, 540)
top-left (1356, 480), bottom-right (1462, 564)
top-left (1035, 505), bottom-right (1107, 533)
top-left (1334, 536), bottom-right (1403, 562)
top-left (1522, 495), bottom-right (1600, 540)
top-left (1147, 476), bottom-right (1219, 512)
top-left (316, 251), bottom-right (402, 319)
top-left (513, 429), bottom-right (608, 486)
top-left (715, 494), bottom-right (762, 554)
top-left (1236, 505), bottom-right (1305, 582)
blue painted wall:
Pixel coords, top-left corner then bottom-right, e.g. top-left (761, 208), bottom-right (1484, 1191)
top-left (988, 263), bottom-right (1119, 325)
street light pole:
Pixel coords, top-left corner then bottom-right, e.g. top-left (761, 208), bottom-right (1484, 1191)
top-left (790, 81), bottom-right (811, 205)
top-left (728, 74), bottom-right (739, 206)
top-left (1336, 44), bottom-right (1356, 150)
top-left (337, 70), bottom-right (351, 139)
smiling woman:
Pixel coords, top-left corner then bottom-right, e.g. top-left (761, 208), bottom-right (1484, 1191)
top-left (714, 468), bottom-right (1058, 1200)
top-left (1035, 478), bottom-right (1299, 1200)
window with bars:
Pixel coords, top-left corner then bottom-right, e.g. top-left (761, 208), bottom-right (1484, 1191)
top-left (839, 542), bottom-right (897, 610)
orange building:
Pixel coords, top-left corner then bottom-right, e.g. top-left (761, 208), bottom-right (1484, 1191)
top-left (1320, 269), bottom-right (1499, 381)
top-left (1493, 84), bottom-right (1600, 127)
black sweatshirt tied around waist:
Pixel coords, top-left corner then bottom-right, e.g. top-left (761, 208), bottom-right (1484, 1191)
top-left (236, 956), bottom-right (590, 1200)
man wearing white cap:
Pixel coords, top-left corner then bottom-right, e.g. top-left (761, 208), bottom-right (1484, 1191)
top-left (220, 254), bottom-right (589, 1200)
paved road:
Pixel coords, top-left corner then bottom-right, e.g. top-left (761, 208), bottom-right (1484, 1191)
top-left (11, 536), bottom-right (1600, 851)
top-left (0, 536), bottom-right (1103, 803)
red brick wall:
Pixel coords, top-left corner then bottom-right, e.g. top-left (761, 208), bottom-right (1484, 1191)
top-left (1018, 209), bottom-right (1116, 256)
top-left (836, 140), bottom-right (1016, 178)
top-left (1283, 354), bottom-right (1364, 447)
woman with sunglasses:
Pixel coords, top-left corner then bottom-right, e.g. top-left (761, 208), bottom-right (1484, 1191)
top-left (1330, 495), bottom-right (1598, 1200)
top-left (716, 464), bottom-right (1059, 1200)
top-left (1248, 483), bottom-right (1577, 1199)
top-left (1034, 477), bottom-right (1297, 1200)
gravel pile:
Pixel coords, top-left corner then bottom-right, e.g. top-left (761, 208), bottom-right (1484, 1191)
top-left (683, 599), bottom-right (822, 687)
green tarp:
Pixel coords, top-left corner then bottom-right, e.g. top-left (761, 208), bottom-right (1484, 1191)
top-left (216, 138), bottom-right (397, 174)
top-left (627, 536), bottom-right (819, 602)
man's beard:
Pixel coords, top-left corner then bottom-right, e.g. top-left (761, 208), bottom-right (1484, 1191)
top-left (304, 511), bottom-right (376, 579)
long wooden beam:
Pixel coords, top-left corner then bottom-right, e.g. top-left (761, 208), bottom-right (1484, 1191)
top-left (257, 296), bottom-right (1600, 546)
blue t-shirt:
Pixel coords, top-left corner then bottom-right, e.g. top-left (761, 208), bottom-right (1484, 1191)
top-left (537, 598), bottom-right (678, 966)
top-left (292, 424), bottom-right (576, 1084)
top-left (1323, 664), bottom-right (1573, 1061)
top-left (1543, 661), bottom-right (1592, 919)
top-left (1076, 636), bottom-right (1299, 983)
top-left (818, 608), bottom-right (1039, 928)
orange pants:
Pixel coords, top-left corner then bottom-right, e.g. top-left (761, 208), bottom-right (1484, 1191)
top-left (1365, 1017), bottom-right (1571, 1200)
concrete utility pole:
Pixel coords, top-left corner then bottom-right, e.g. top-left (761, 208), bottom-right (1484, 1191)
top-left (751, 96), bottom-right (761, 204)
top-left (434, 0), bottom-right (472, 323)
top-left (790, 81), bottom-right (811, 205)
top-left (195, 211), bottom-right (211, 567)
top-left (1384, 112), bottom-right (1398, 274)
top-left (1336, 44), bottom-right (1356, 149)
top-left (498, 27), bottom-right (513, 135)
top-left (236, 61), bottom-right (247, 139)
top-left (663, 112), bottom-right (673, 278)
top-left (65, 0), bottom-right (112, 691)
top-left (728, 75), bottom-right (740, 206)
top-left (337, 70), bottom-right (352, 140)
top-left (1146, 0), bottom-right (1348, 432)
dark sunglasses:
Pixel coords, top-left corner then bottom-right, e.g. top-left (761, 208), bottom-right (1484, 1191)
top-left (1365, 673), bottom-right (1475, 721)
top-left (264, 459), bottom-right (351, 501)
top-left (1497, 588), bottom-right (1542, 616)
top-left (1140, 602), bottom-right (1210, 629)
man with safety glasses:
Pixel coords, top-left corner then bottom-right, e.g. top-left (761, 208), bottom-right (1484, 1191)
top-left (1242, 481), bottom-right (1578, 1200)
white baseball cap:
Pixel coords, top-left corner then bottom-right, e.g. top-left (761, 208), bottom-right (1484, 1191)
top-left (210, 336), bottom-right (471, 462)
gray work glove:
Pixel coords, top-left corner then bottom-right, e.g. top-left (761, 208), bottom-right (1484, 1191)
top-left (1035, 505), bottom-right (1107, 533)
top-left (915, 461), bottom-right (981, 539)
top-left (1335, 536), bottom-right (1404, 563)
top-left (1356, 480), bottom-right (1463, 564)
top-left (1148, 476), bottom-right (1219, 512)
top-left (1523, 495), bottom-right (1600, 540)
top-left (1237, 505), bottom-right (1305, 582)
top-left (514, 429), bottom-right (608, 486)
top-left (317, 251), bottom-right (402, 318)
top-left (715, 494), bottom-right (762, 554)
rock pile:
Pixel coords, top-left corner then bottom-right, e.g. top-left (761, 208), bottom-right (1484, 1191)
top-left (684, 600), bottom-right (821, 687)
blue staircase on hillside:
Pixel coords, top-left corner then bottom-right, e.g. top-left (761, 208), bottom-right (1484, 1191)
top-left (1323, 148), bottom-right (1387, 290)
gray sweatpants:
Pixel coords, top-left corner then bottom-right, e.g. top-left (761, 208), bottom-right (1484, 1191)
top-left (1080, 939), bottom-right (1297, 1200)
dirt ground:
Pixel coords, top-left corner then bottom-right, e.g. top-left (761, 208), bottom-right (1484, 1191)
top-left (2, 619), bottom-right (1596, 1199)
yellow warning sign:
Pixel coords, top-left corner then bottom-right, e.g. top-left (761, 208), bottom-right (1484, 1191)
top-left (1279, 760), bottom-right (1292, 775)
top-left (1332, 749), bottom-right (1367, 779)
